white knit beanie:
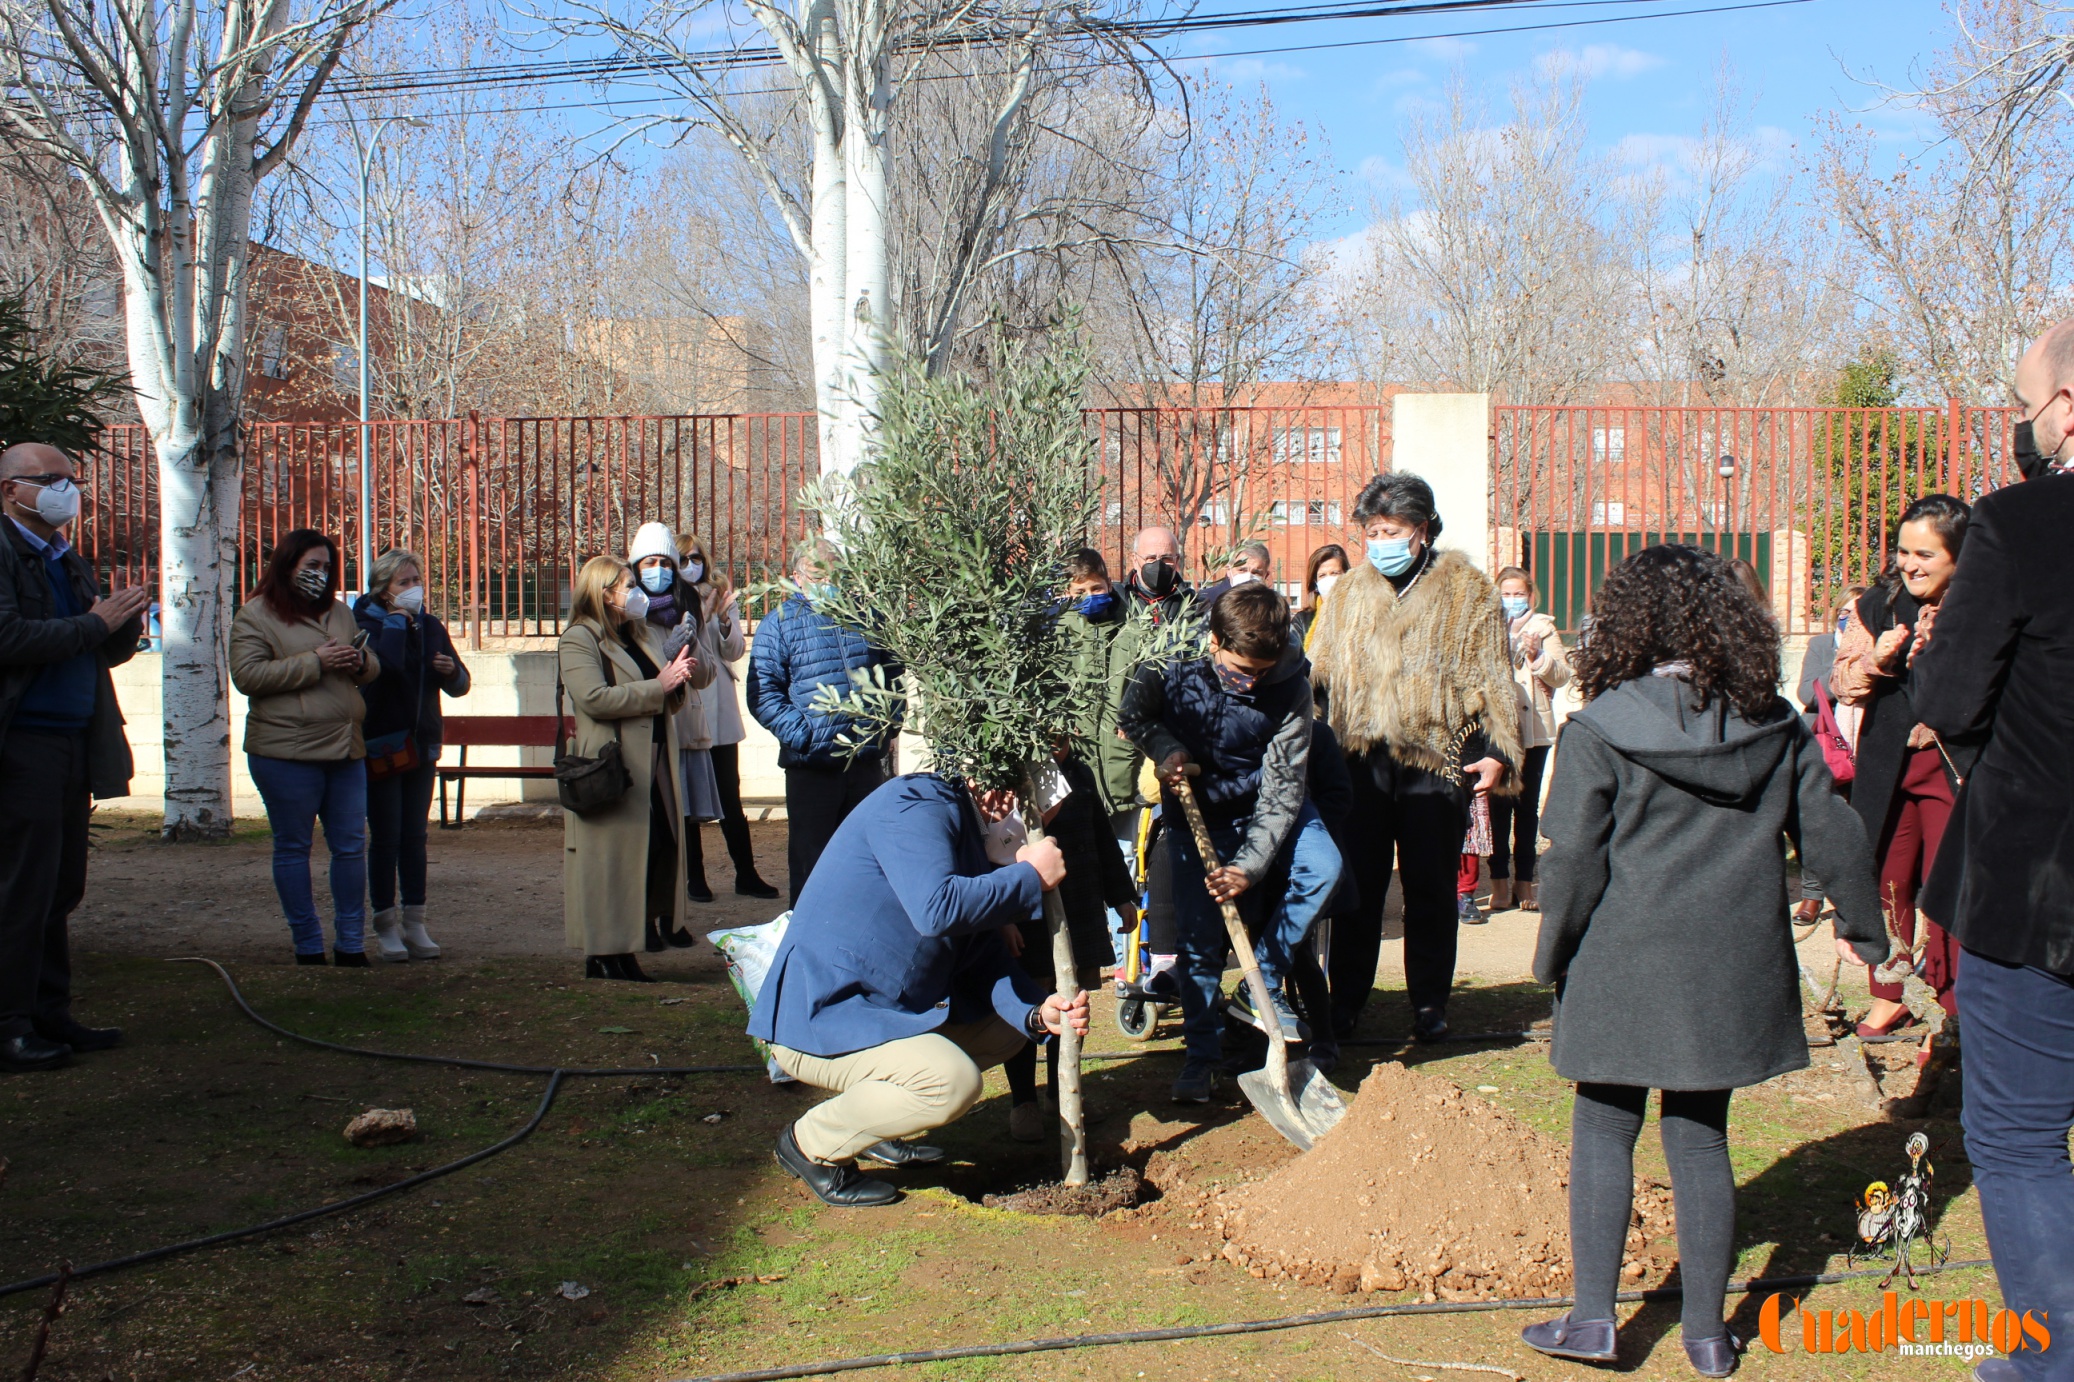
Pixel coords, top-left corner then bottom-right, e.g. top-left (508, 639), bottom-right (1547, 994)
top-left (628, 521), bottom-right (678, 569)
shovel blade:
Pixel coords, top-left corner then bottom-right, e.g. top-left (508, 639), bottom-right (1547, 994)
top-left (1237, 1057), bottom-right (1349, 1151)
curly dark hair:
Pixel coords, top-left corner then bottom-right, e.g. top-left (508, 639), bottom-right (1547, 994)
top-left (1574, 544), bottom-right (1784, 720)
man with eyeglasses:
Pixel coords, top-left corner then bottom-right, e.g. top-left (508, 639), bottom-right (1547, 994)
top-left (0, 442), bottom-right (149, 1073)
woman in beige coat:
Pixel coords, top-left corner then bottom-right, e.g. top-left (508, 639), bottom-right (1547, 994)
top-left (228, 529), bottom-right (382, 965)
top-left (559, 554), bottom-right (698, 981)
top-left (1490, 567), bottom-right (1570, 911)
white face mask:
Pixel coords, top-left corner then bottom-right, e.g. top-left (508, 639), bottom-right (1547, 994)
top-left (393, 585), bottom-right (425, 615)
top-left (681, 559), bottom-right (705, 585)
top-left (1315, 573), bottom-right (1340, 600)
top-left (621, 586), bottom-right (649, 620)
top-left (1228, 571), bottom-right (1258, 587)
top-left (11, 477), bottom-right (80, 528)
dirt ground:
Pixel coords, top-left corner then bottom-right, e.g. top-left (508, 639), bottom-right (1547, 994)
top-left (4, 813), bottom-right (2005, 1382)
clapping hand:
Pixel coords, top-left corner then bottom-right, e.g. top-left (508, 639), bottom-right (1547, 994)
top-left (89, 582), bottom-right (150, 633)
top-left (1909, 604), bottom-right (1939, 664)
top-left (705, 571), bottom-right (735, 618)
top-left (1873, 624), bottom-right (1913, 673)
top-left (656, 646), bottom-right (697, 691)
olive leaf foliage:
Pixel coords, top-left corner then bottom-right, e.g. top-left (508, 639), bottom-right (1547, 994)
top-left (805, 332), bottom-right (1195, 792)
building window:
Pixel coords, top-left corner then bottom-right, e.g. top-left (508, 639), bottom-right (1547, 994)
top-left (1591, 426), bottom-right (1625, 466)
top-left (1590, 501), bottom-right (1627, 526)
top-left (1270, 499), bottom-right (1342, 526)
top-left (1193, 502), bottom-right (1230, 527)
top-left (332, 341), bottom-right (361, 395)
top-left (256, 324), bottom-right (289, 380)
top-left (1273, 425), bottom-right (1342, 465)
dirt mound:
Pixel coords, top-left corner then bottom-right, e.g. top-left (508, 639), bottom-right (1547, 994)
top-left (983, 1165), bottom-right (1144, 1217)
top-left (1214, 1062), bottom-right (1676, 1301)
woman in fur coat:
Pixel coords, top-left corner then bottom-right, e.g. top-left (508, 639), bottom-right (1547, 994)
top-left (1307, 472), bottom-right (1522, 1043)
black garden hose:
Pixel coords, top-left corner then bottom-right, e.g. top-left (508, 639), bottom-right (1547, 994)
top-left (670, 1256), bottom-right (1999, 1382)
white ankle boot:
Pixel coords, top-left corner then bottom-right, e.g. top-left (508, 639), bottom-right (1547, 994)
top-left (400, 905), bottom-right (441, 959)
top-left (370, 908), bottom-right (410, 963)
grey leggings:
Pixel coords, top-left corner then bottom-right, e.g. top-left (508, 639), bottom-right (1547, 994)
top-left (1570, 1083), bottom-right (1735, 1341)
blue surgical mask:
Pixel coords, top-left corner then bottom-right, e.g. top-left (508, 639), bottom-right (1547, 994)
top-left (1367, 537), bottom-right (1416, 577)
top-left (809, 583), bottom-right (837, 606)
top-left (639, 565), bottom-right (675, 595)
top-left (1501, 595), bottom-right (1530, 620)
top-left (1077, 590), bottom-right (1118, 619)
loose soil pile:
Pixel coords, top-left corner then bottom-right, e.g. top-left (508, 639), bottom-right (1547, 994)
top-left (1214, 1062), bottom-right (1677, 1301)
top-left (982, 1165), bottom-right (1145, 1216)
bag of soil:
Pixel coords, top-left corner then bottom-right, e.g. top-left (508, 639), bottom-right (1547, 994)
top-left (706, 912), bottom-right (796, 1084)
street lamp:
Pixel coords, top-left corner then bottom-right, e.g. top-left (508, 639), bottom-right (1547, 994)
top-left (352, 114), bottom-right (430, 591)
top-left (1716, 454), bottom-right (1738, 543)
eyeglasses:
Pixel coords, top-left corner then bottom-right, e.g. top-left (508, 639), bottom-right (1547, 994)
top-left (8, 474), bottom-right (81, 491)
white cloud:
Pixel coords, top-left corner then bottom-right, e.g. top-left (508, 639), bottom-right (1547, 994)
top-left (1535, 44), bottom-right (1665, 81)
top-left (1407, 36), bottom-right (1477, 62)
top-left (1207, 56), bottom-right (1306, 83)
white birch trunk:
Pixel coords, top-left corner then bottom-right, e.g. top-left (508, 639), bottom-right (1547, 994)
top-left (836, 9), bottom-right (892, 474)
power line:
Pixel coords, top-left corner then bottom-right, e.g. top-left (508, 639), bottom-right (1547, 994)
top-left (322, 0), bottom-right (1745, 99)
top-left (299, 0), bottom-right (1815, 126)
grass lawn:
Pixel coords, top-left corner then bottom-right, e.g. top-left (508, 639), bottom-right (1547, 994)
top-left (2, 954), bottom-right (2005, 1381)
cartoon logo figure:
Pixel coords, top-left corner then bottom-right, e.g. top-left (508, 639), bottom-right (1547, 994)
top-left (1850, 1132), bottom-right (1949, 1288)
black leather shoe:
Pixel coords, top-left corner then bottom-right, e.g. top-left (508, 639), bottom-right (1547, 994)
top-left (686, 877), bottom-right (716, 904)
top-left (735, 875), bottom-right (781, 900)
top-left (35, 1016), bottom-right (122, 1053)
top-left (333, 949), bottom-right (371, 969)
top-left (606, 954), bottom-right (658, 983)
top-left (0, 1033), bottom-right (72, 1072)
top-left (663, 923), bottom-right (698, 948)
top-left (1412, 1008), bottom-right (1450, 1043)
top-left (1683, 1330), bottom-right (1743, 1378)
top-left (584, 956), bottom-right (609, 979)
top-left (858, 1140), bottom-right (946, 1167)
top-left (1521, 1313), bottom-right (1618, 1363)
top-left (775, 1125), bottom-right (900, 1206)
top-left (295, 951), bottom-right (328, 966)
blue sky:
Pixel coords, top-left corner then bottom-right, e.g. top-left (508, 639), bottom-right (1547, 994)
top-left (1163, 0), bottom-right (1955, 239)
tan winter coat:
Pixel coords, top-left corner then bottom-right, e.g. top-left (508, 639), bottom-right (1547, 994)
top-left (559, 617), bottom-right (690, 956)
top-left (1509, 610), bottom-right (1571, 750)
top-left (230, 597), bottom-right (382, 761)
top-left (1307, 549), bottom-right (1523, 790)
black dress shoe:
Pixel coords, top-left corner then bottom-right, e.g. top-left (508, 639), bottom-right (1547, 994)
top-left (644, 919), bottom-right (665, 953)
top-left (1521, 1313), bottom-right (1618, 1363)
top-left (0, 1033), bottom-right (72, 1072)
top-left (35, 1016), bottom-right (122, 1053)
top-left (605, 954), bottom-right (658, 983)
top-left (663, 923), bottom-right (698, 948)
top-left (774, 1125), bottom-right (900, 1207)
top-left (295, 951), bottom-right (329, 966)
top-left (686, 877), bottom-right (716, 904)
top-left (1412, 1007), bottom-right (1450, 1043)
top-left (584, 956), bottom-right (609, 979)
top-left (735, 875), bottom-right (781, 900)
top-left (334, 948), bottom-right (371, 968)
top-left (858, 1140), bottom-right (946, 1167)
top-left (1683, 1329), bottom-right (1743, 1378)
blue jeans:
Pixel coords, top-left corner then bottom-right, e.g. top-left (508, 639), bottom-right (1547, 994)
top-left (1957, 948), bottom-right (2074, 1382)
top-left (366, 755), bottom-right (437, 910)
top-left (1169, 801), bottom-right (1342, 1061)
top-left (249, 755), bottom-right (369, 955)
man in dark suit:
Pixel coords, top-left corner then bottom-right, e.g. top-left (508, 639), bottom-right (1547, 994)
top-left (0, 443), bottom-right (149, 1072)
top-left (1912, 323), bottom-right (2074, 1382)
top-left (748, 772), bottom-right (1087, 1206)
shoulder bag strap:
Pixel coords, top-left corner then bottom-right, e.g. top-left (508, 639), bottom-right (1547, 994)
top-left (558, 626), bottom-right (626, 753)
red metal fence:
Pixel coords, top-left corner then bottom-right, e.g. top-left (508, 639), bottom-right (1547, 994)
top-left (79, 403), bottom-right (1391, 644)
top-left (1493, 403), bottom-right (2022, 633)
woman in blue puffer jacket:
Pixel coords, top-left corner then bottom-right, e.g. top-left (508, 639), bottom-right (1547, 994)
top-left (353, 549), bottom-right (470, 962)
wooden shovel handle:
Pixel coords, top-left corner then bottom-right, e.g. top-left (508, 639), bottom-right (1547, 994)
top-left (1170, 775), bottom-right (1293, 1078)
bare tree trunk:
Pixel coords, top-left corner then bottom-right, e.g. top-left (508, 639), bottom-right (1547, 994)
top-left (1020, 775), bottom-right (1087, 1187)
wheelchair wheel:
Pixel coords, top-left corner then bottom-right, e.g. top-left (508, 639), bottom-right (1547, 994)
top-left (1115, 996), bottom-right (1157, 1040)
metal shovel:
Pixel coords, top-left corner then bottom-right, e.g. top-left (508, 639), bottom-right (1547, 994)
top-left (1171, 775), bottom-right (1348, 1151)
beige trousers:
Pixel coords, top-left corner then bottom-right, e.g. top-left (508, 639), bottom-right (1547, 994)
top-left (771, 1017), bottom-right (1030, 1165)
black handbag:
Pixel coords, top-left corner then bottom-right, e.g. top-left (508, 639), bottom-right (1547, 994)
top-left (554, 640), bottom-right (632, 818)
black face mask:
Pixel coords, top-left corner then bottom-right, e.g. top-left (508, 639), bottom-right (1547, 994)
top-left (1139, 559), bottom-right (1178, 597)
top-left (2014, 419), bottom-right (2054, 480)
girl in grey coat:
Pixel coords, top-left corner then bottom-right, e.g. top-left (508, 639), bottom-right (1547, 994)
top-left (1523, 546), bottom-right (1887, 1378)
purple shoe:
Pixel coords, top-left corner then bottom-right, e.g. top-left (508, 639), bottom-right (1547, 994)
top-left (1521, 1313), bottom-right (1617, 1364)
top-left (1684, 1329), bottom-right (1743, 1377)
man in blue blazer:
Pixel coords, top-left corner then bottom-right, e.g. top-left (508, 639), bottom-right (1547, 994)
top-left (749, 771), bottom-right (1086, 1206)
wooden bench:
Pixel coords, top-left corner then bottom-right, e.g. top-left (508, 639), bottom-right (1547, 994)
top-left (436, 715), bottom-right (573, 827)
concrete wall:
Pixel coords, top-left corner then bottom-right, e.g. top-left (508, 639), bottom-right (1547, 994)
top-left (1392, 392), bottom-right (1492, 571)
top-left (104, 645), bottom-right (802, 819)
